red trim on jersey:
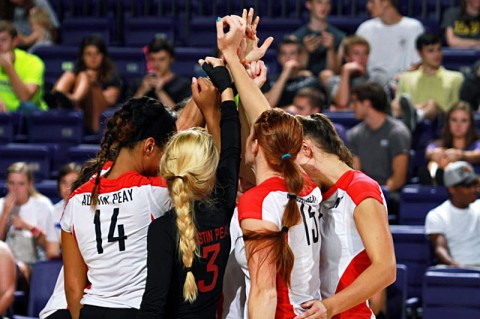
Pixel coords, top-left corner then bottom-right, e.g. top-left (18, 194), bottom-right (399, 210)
top-left (275, 271), bottom-right (295, 318)
top-left (238, 175), bottom-right (317, 221)
top-left (323, 170), bottom-right (384, 206)
top-left (72, 225), bottom-right (77, 241)
top-left (333, 250), bottom-right (372, 319)
top-left (70, 171), bottom-right (167, 197)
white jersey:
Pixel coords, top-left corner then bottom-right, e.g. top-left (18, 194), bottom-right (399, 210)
top-left (425, 199), bottom-right (480, 266)
top-left (320, 170), bottom-right (386, 319)
top-left (46, 199), bottom-right (65, 243)
top-left (0, 194), bottom-right (53, 264)
top-left (356, 17), bottom-right (424, 82)
top-left (60, 171), bottom-right (171, 309)
top-left (236, 176), bottom-right (322, 318)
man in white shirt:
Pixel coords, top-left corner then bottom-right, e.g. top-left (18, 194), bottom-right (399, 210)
top-left (356, 0), bottom-right (424, 84)
top-left (425, 161), bottom-right (480, 267)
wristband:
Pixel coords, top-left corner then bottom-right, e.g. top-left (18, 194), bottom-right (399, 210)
top-left (201, 63), bottom-right (232, 93)
top-left (31, 226), bottom-right (41, 238)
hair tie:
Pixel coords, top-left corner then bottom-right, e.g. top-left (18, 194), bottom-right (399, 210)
top-left (281, 153), bottom-right (291, 160)
top-left (185, 267), bottom-right (192, 272)
top-left (174, 176), bottom-right (185, 181)
top-left (281, 226), bottom-right (289, 233)
top-left (287, 194), bottom-right (297, 200)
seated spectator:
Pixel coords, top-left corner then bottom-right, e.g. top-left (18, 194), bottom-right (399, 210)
top-left (16, 7), bottom-right (53, 52)
top-left (0, 20), bottom-right (47, 114)
top-left (348, 81), bottom-right (411, 193)
top-left (7, 0), bottom-right (59, 43)
top-left (460, 59), bottom-right (480, 109)
top-left (284, 87), bottom-right (325, 115)
top-left (0, 162), bottom-right (52, 282)
top-left (48, 34), bottom-right (122, 134)
top-left (291, 0), bottom-right (345, 75)
top-left (0, 240), bottom-right (15, 317)
top-left (265, 37), bottom-right (322, 108)
top-left (45, 163), bottom-right (81, 260)
top-left (320, 35), bottom-right (376, 110)
top-left (442, 0), bottom-right (480, 49)
top-left (425, 101), bottom-right (480, 185)
top-left (131, 37), bottom-right (191, 108)
top-left (393, 33), bottom-right (464, 132)
top-left (356, 0), bottom-right (424, 84)
top-left (425, 161), bottom-right (480, 267)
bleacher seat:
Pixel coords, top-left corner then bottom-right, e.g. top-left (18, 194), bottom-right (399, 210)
top-left (390, 225), bottom-right (433, 304)
top-left (173, 47), bottom-right (216, 78)
top-left (123, 16), bottom-right (175, 47)
top-left (422, 266), bottom-right (480, 319)
top-left (398, 184), bottom-right (448, 225)
top-left (27, 110), bottom-right (84, 145)
top-left (108, 47), bottom-right (146, 96)
top-left (322, 111), bottom-right (360, 130)
top-left (30, 46), bottom-right (77, 91)
top-left (60, 17), bottom-right (112, 46)
top-left (387, 264), bottom-right (408, 319)
top-left (442, 48), bottom-right (480, 71)
top-left (329, 16), bottom-right (367, 35)
top-left (36, 179), bottom-right (61, 204)
top-left (27, 260), bottom-right (63, 317)
top-left (66, 144), bottom-right (101, 166)
top-left (0, 113), bottom-right (14, 144)
top-left (254, 17), bottom-right (303, 44)
top-left (188, 16), bottom-right (220, 47)
top-left (0, 144), bottom-right (51, 181)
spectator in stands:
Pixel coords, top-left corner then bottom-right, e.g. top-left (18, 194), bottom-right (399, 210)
top-left (265, 37), bottom-right (322, 108)
top-left (0, 162), bottom-right (52, 282)
top-left (425, 101), bottom-right (480, 185)
top-left (284, 87), bottom-right (325, 115)
top-left (7, 0), bottom-right (59, 43)
top-left (0, 240), bottom-right (16, 317)
top-left (0, 20), bottom-right (48, 114)
top-left (132, 37), bottom-right (191, 109)
top-left (393, 33), bottom-right (464, 133)
top-left (442, 0), bottom-right (480, 49)
top-left (348, 81), bottom-right (411, 193)
top-left (16, 7), bottom-right (54, 52)
top-left (460, 59), bottom-right (480, 109)
top-left (45, 163), bottom-right (81, 260)
top-left (425, 161), bottom-right (480, 267)
top-left (291, 0), bottom-right (345, 75)
top-left (356, 0), bottom-right (424, 84)
top-left (49, 34), bottom-right (122, 134)
top-left (320, 35), bottom-right (377, 110)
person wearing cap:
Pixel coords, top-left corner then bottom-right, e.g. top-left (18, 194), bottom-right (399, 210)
top-left (425, 161), bottom-right (480, 267)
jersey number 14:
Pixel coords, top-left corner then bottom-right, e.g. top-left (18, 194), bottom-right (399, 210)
top-left (93, 208), bottom-right (128, 254)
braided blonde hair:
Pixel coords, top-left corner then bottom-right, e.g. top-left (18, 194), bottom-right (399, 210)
top-left (160, 127), bottom-right (219, 302)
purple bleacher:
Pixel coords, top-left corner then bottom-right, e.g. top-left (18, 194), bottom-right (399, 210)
top-left (27, 260), bottom-right (63, 317)
top-left (0, 144), bottom-right (51, 181)
top-left (27, 110), bottom-right (84, 145)
top-left (322, 110), bottom-right (360, 130)
top-left (188, 16), bottom-right (221, 47)
top-left (31, 45), bottom-right (77, 91)
top-left (35, 179), bottom-right (61, 204)
top-left (109, 46), bottom-right (147, 82)
top-left (329, 16), bottom-right (367, 35)
top-left (390, 225), bottom-right (434, 305)
top-left (60, 17), bottom-right (112, 46)
top-left (387, 264), bottom-right (408, 319)
top-left (0, 113), bottom-right (14, 144)
top-left (255, 17), bottom-right (303, 44)
top-left (398, 184), bottom-right (448, 225)
top-left (442, 48), bottom-right (480, 71)
top-left (123, 16), bottom-right (175, 47)
top-left (422, 266), bottom-right (480, 319)
top-left (65, 144), bottom-right (101, 166)
top-left (173, 47), bottom-right (216, 78)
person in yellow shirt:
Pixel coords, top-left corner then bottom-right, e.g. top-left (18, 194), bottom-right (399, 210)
top-left (392, 33), bottom-right (464, 132)
top-left (0, 20), bottom-right (47, 114)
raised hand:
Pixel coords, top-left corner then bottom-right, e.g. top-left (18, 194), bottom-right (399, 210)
top-left (245, 60), bottom-right (268, 88)
top-left (191, 77), bottom-right (219, 115)
top-left (198, 57), bottom-right (232, 93)
top-left (217, 14), bottom-right (247, 59)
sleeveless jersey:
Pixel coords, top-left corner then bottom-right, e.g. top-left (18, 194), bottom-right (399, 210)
top-left (236, 176), bottom-right (322, 318)
top-left (320, 170), bottom-right (386, 319)
top-left (60, 171), bottom-right (171, 309)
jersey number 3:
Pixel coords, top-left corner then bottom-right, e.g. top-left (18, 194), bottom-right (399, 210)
top-left (93, 208), bottom-right (128, 254)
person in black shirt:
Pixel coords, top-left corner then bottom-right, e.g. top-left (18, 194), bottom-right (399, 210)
top-left (133, 37), bottom-right (191, 108)
top-left (137, 58), bottom-right (240, 319)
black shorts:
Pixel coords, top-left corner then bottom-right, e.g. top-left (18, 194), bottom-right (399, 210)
top-left (79, 304), bottom-right (138, 319)
top-left (46, 309), bottom-right (72, 319)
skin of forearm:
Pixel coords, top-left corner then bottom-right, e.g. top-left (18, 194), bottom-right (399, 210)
top-left (4, 64), bottom-right (34, 101)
